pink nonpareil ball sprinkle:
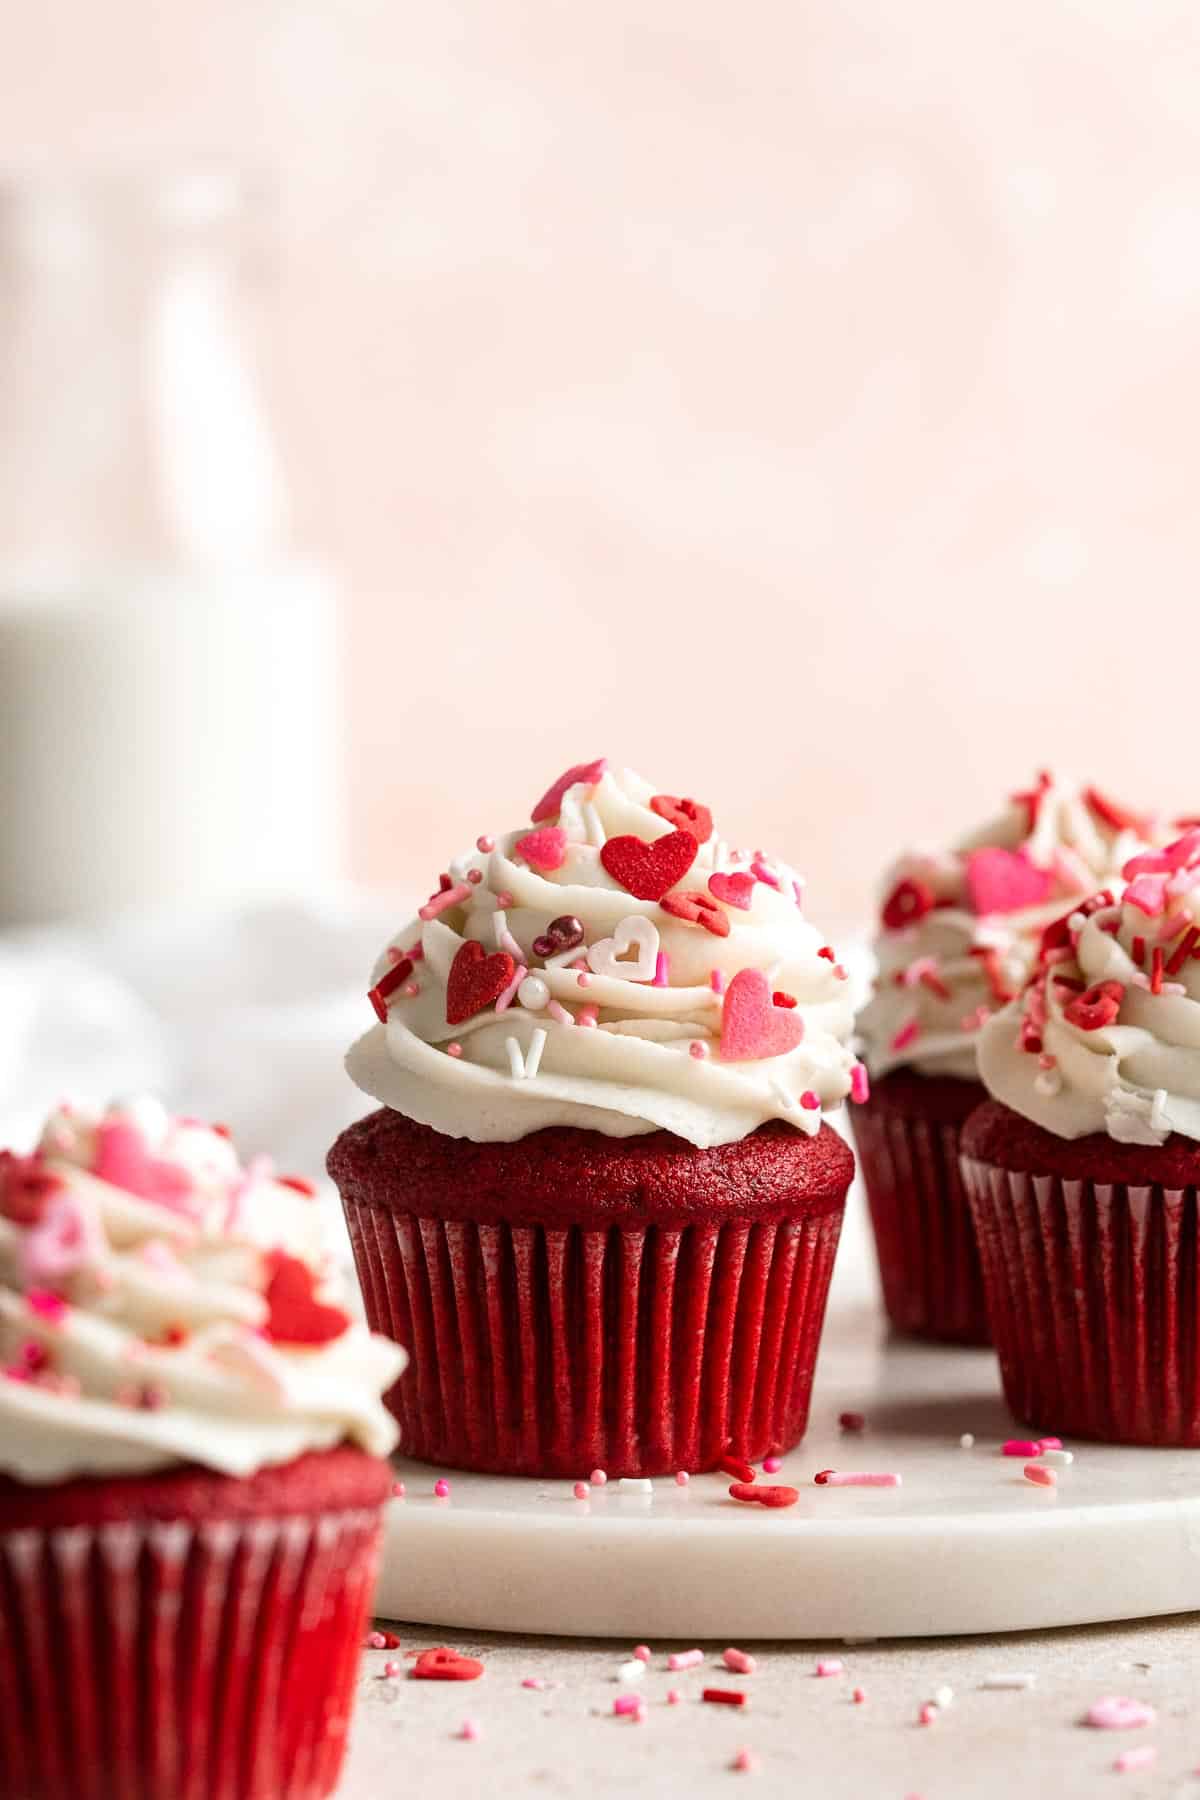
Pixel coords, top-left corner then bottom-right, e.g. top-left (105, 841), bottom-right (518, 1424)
top-left (732, 1748), bottom-right (759, 1773)
top-left (392, 1481), bottom-right (406, 1498)
top-left (383, 1662), bottom-right (402, 1678)
top-left (573, 1481), bottom-right (589, 1500)
top-left (590, 1468), bottom-right (607, 1485)
top-left (459, 1719), bottom-right (481, 1742)
top-left (633, 1646), bottom-right (652, 1663)
top-left (919, 1703), bottom-right (938, 1726)
top-left (434, 1478), bottom-right (451, 1498)
top-left (476, 835), bottom-right (495, 853)
top-left (853, 1687), bottom-right (866, 1704)
top-left (762, 1456), bottom-right (782, 1474)
top-left (667, 1689), bottom-right (681, 1705)
top-left (675, 1470), bottom-right (689, 1486)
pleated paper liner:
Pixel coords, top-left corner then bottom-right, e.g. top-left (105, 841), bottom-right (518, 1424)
top-left (962, 1154), bottom-right (1200, 1446)
top-left (853, 1082), bottom-right (991, 1346)
top-left (343, 1198), bottom-right (846, 1477)
top-left (0, 1498), bottom-right (383, 1800)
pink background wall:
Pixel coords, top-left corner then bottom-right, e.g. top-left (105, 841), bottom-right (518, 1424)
top-left (6, 3), bottom-right (1200, 922)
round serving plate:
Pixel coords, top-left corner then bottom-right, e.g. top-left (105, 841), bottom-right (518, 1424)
top-left (374, 1198), bottom-right (1200, 1639)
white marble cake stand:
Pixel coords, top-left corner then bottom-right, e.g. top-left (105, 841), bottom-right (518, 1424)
top-left (372, 1203), bottom-right (1200, 1640)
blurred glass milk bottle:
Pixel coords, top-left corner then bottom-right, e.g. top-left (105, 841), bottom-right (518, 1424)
top-left (0, 170), bottom-right (338, 925)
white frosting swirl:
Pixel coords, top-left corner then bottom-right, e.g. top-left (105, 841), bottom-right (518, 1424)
top-left (858, 775), bottom-right (1155, 1081)
top-left (977, 829), bottom-right (1200, 1145)
top-left (347, 764), bottom-right (859, 1148)
top-left (0, 1099), bottom-right (405, 1483)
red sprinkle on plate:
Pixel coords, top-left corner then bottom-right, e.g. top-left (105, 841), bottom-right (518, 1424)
top-left (728, 1482), bottom-right (799, 1509)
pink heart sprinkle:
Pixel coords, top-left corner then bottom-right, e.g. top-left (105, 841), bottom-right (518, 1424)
top-left (93, 1120), bottom-right (196, 1215)
top-left (1124, 873), bottom-right (1169, 918)
top-left (530, 759), bottom-right (608, 823)
top-left (963, 848), bottom-right (1053, 917)
top-left (1124, 828), bottom-right (1200, 879)
top-left (708, 871), bottom-right (757, 912)
top-left (515, 827), bottom-right (568, 872)
top-left (719, 969), bottom-right (806, 1062)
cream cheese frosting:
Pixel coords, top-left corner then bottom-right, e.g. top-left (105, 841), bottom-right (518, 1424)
top-left (857, 775), bottom-right (1157, 1082)
top-left (347, 761), bottom-right (862, 1148)
top-left (0, 1098), bottom-right (405, 1483)
top-left (977, 829), bottom-right (1200, 1145)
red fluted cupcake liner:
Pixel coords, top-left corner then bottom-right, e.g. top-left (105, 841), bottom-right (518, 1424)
top-left (852, 1078), bottom-right (991, 1345)
top-left (0, 1485), bottom-right (384, 1800)
top-left (343, 1197), bottom-right (845, 1476)
top-left (961, 1153), bottom-right (1200, 1445)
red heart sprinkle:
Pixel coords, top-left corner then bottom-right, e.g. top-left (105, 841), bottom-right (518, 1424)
top-left (708, 871), bottom-right (756, 911)
top-left (1063, 980), bottom-right (1124, 1031)
top-left (660, 890), bottom-right (731, 937)
top-left (531, 758), bottom-right (607, 823)
top-left (445, 941), bottom-right (516, 1026)
top-left (728, 1482), bottom-right (799, 1509)
top-left (881, 877), bottom-right (935, 931)
top-left (600, 830), bottom-right (698, 902)
top-left (262, 1252), bottom-right (351, 1345)
top-left (719, 969), bottom-right (806, 1062)
top-left (411, 1647), bottom-right (485, 1681)
top-left (650, 794), bottom-right (713, 842)
top-left (963, 848), bottom-right (1053, 917)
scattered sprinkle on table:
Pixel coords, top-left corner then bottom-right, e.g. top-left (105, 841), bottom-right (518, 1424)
top-left (723, 1648), bottom-right (756, 1674)
top-left (1023, 1463), bottom-right (1057, 1488)
top-left (839, 1411), bottom-right (867, 1431)
top-left (982, 1674), bottom-right (1036, 1690)
top-left (1114, 1746), bottom-right (1157, 1773)
top-left (703, 1688), bottom-right (748, 1707)
top-left (1085, 1697), bottom-right (1156, 1729)
top-left (815, 1658), bottom-right (845, 1678)
top-left (731, 1747), bottom-right (758, 1773)
top-left (959, 1434), bottom-right (975, 1450)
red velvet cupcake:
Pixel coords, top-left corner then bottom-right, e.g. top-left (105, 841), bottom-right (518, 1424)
top-left (963, 828), bottom-right (1200, 1445)
top-left (331, 759), bottom-right (863, 1476)
top-left (855, 775), bottom-right (1155, 1345)
top-left (0, 1100), bottom-right (406, 1800)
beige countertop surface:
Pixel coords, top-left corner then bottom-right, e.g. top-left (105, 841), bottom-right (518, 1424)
top-left (340, 1613), bottom-right (1196, 1799)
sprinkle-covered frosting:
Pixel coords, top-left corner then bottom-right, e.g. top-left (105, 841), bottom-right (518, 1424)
top-left (0, 1098), bottom-right (405, 1483)
top-left (977, 828), bottom-right (1200, 1145)
top-left (347, 761), bottom-right (860, 1147)
top-left (857, 775), bottom-right (1157, 1082)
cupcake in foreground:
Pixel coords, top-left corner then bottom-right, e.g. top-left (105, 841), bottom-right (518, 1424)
top-left (962, 827), bottom-right (1200, 1445)
top-left (330, 758), bottom-right (862, 1477)
top-left (0, 1098), bottom-right (405, 1800)
top-left (855, 776), bottom-right (1154, 1344)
